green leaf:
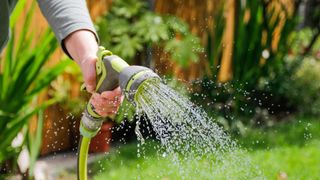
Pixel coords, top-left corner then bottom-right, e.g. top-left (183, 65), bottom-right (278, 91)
top-left (96, 0), bottom-right (202, 67)
top-left (0, 98), bottom-right (56, 152)
top-left (108, 18), bottom-right (131, 36)
top-left (165, 34), bottom-right (203, 68)
top-left (1, 28), bottom-right (15, 100)
top-left (133, 13), bottom-right (169, 42)
top-left (28, 109), bottom-right (44, 177)
top-left (15, 2), bottom-right (36, 59)
top-left (111, 0), bottom-right (145, 18)
top-left (9, 0), bottom-right (27, 28)
top-left (28, 60), bottom-right (71, 97)
top-left (0, 1), bottom-right (67, 165)
top-left (166, 16), bottom-right (190, 35)
top-left (112, 35), bottom-right (143, 59)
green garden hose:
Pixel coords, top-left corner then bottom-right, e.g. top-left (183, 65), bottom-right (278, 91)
top-left (77, 136), bottom-right (90, 180)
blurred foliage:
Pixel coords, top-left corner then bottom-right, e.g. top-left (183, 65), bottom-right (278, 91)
top-left (266, 56), bottom-right (320, 116)
top-left (96, 0), bottom-right (202, 68)
top-left (0, 1), bottom-right (70, 175)
top-left (207, 0), bottom-right (299, 85)
top-left (95, 0), bottom-right (203, 123)
top-left (193, 0), bottom-right (320, 127)
top-left (289, 58), bottom-right (320, 115)
top-left (27, 110), bottom-right (44, 178)
top-left (261, 27), bottom-right (320, 116)
top-left (48, 59), bottom-right (88, 116)
top-left (288, 28), bottom-right (320, 57)
top-left (164, 34), bottom-right (202, 67)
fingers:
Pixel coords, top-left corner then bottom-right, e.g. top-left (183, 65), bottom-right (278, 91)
top-left (90, 95), bottom-right (120, 117)
top-left (89, 87), bottom-right (124, 117)
top-left (101, 87), bottom-right (122, 100)
top-left (91, 93), bottom-right (121, 107)
top-left (81, 57), bottom-right (97, 93)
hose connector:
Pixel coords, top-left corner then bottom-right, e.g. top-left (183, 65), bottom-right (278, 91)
top-left (80, 104), bottom-right (104, 138)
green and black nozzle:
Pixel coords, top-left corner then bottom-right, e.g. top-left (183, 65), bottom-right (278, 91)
top-left (80, 46), bottom-right (160, 137)
top-left (77, 47), bottom-right (160, 180)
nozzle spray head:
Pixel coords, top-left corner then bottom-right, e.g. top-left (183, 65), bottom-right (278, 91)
top-left (80, 47), bottom-right (160, 138)
top-left (119, 66), bottom-right (160, 104)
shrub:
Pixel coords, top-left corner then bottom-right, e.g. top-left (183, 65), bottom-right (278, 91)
top-left (96, 0), bottom-right (202, 68)
top-left (286, 57), bottom-right (320, 115)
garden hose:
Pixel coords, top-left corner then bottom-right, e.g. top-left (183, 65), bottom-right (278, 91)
top-left (77, 136), bottom-right (90, 180)
top-left (77, 47), bottom-right (160, 180)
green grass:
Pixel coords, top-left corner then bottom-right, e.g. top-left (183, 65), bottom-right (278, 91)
top-left (249, 140), bottom-right (320, 179)
top-left (237, 117), bottom-right (320, 149)
top-left (91, 117), bottom-right (320, 180)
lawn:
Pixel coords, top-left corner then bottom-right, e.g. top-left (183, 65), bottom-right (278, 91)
top-left (91, 117), bottom-right (320, 180)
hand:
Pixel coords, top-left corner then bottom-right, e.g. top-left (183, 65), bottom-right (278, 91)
top-left (90, 87), bottom-right (124, 117)
top-left (64, 30), bottom-right (98, 92)
top-left (64, 30), bottom-right (123, 116)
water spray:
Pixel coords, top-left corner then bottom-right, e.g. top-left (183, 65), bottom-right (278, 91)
top-left (77, 46), bottom-right (160, 180)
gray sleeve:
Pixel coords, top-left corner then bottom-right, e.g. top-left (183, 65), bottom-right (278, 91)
top-left (37, 0), bottom-right (99, 57)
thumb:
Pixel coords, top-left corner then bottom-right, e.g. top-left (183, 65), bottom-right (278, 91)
top-left (80, 57), bottom-right (97, 93)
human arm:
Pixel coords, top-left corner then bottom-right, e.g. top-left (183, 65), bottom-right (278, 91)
top-left (37, 0), bottom-right (123, 116)
top-left (37, 0), bottom-right (98, 91)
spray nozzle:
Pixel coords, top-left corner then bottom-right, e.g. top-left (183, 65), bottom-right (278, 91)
top-left (80, 47), bottom-right (161, 137)
top-left (119, 66), bottom-right (160, 103)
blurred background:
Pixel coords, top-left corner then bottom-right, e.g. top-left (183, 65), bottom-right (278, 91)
top-left (0, 0), bottom-right (319, 179)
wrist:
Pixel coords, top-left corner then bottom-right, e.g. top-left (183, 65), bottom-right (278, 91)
top-left (73, 48), bottom-right (97, 67)
top-left (76, 54), bottom-right (97, 67)
top-left (64, 30), bottom-right (99, 64)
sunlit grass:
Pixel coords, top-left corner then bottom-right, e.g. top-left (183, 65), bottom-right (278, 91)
top-left (91, 117), bottom-right (320, 179)
top-left (250, 140), bottom-right (320, 179)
